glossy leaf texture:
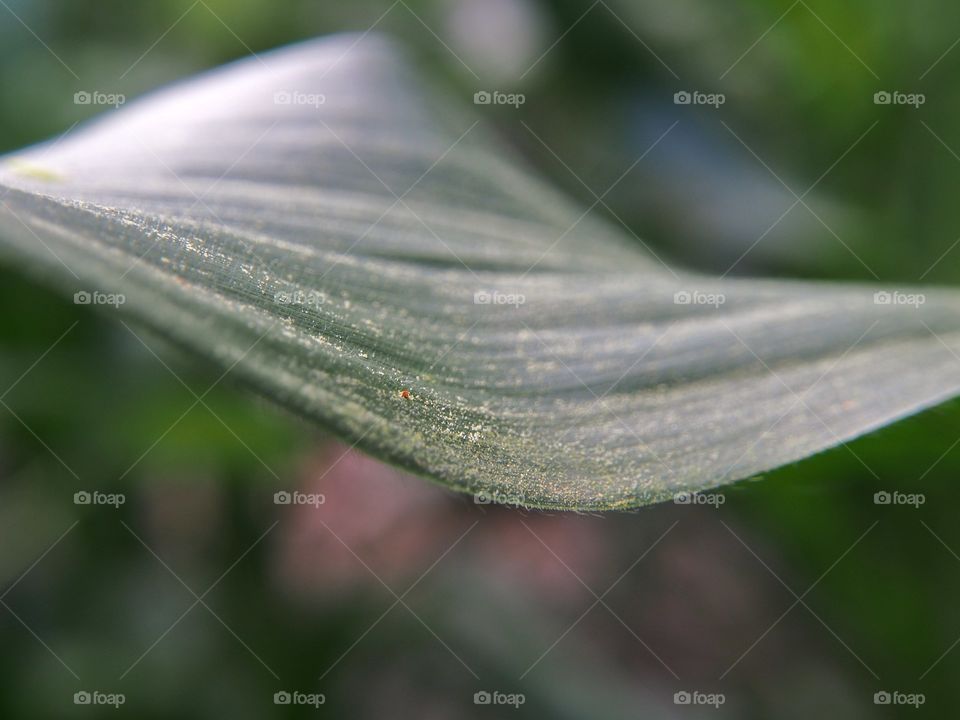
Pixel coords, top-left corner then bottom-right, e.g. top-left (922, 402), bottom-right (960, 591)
top-left (0, 34), bottom-right (958, 510)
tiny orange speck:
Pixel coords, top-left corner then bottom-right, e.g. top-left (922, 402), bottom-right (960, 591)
top-left (400, 389), bottom-right (410, 399)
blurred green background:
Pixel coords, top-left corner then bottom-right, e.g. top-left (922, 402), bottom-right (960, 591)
top-left (2, 0), bottom-right (960, 717)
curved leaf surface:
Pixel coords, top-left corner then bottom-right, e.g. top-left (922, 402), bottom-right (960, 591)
top-left (0, 34), bottom-right (957, 509)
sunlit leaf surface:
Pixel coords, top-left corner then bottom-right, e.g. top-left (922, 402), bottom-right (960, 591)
top-left (1, 34), bottom-right (958, 509)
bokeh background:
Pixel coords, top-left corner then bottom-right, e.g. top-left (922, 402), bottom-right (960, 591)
top-left (2, 0), bottom-right (960, 717)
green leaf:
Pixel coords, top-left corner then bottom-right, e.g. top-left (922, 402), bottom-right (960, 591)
top-left (0, 34), bottom-right (957, 510)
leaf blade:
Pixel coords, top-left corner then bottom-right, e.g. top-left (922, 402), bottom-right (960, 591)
top-left (1, 34), bottom-right (957, 509)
